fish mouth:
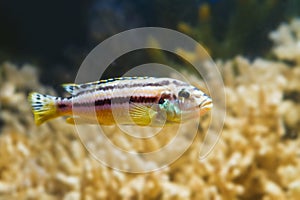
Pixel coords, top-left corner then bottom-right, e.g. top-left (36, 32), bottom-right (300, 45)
top-left (200, 100), bottom-right (213, 110)
top-left (198, 99), bottom-right (213, 115)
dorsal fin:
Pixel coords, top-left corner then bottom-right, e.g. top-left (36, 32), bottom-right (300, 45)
top-left (61, 83), bottom-right (81, 95)
top-left (62, 77), bottom-right (151, 95)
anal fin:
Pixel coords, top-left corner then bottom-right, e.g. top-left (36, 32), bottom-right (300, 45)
top-left (66, 117), bottom-right (99, 125)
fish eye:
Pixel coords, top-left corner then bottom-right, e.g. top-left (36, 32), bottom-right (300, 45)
top-left (178, 89), bottom-right (190, 98)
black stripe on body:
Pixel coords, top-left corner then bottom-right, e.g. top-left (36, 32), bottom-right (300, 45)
top-left (81, 76), bottom-right (149, 87)
top-left (58, 104), bottom-right (68, 108)
top-left (73, 96), bottom-right (159, 107)
top-left (172, 80), bottom-right (190, 87)
top-left (75, 80), bottom-right (170, 96)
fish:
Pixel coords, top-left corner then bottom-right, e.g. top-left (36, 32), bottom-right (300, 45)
top-left (28, 77), bottom-right (213, 126)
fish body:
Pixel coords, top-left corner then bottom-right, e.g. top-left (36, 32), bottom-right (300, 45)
top-left (28, 77), bottom-right (212, 126)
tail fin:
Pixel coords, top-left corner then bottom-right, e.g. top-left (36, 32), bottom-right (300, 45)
top-left (28, 92), bottom-right (59, 125)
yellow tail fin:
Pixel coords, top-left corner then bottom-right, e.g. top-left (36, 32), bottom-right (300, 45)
top-left (28, 92), bottom-right (59, 125)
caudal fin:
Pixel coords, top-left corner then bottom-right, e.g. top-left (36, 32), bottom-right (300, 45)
top-left (28, 92), bottom-right (59, 125)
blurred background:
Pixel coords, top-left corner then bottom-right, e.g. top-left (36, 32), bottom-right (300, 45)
top-left (1, 1), bottom-right (300, 199)
top-left (1, 0), bottom-right (299, 84)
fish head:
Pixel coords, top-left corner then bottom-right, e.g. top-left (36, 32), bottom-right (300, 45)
top-left (172, 84), bottom-right (213, 118)
top-left (155, 80), bottom-right (212, 124)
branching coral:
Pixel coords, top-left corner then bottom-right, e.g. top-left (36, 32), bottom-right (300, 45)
top-left (269, 18), bottom-right (300, 64)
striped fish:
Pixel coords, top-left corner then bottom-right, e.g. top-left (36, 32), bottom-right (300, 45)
top-left (28, 77), bottom-right (212, 126)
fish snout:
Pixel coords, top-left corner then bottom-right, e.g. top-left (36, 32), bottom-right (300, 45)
top-left (199, 98), bottom-right (213, 116)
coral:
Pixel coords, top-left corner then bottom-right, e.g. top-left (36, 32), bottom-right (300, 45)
top-left (1, 19), bottom-right (300, 200)
top-left (269, 18), bottom-right (300, 64)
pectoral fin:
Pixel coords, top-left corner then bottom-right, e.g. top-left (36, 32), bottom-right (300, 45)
top-left (129, 103), bottom-right (157, 126)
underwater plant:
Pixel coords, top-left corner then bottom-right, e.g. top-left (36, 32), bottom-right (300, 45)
top-left (177, 0), bottom-right (297, 59)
